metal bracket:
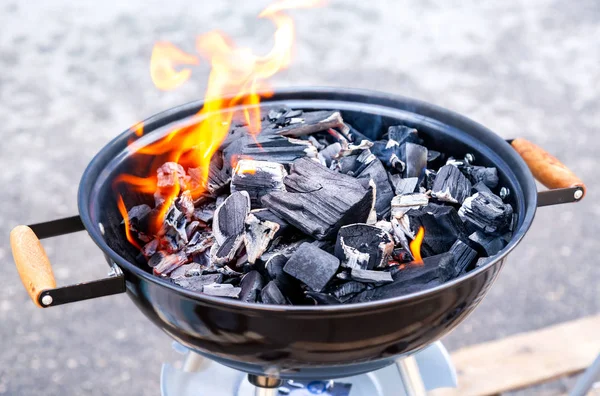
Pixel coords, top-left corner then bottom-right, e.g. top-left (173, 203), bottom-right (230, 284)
top-left (537, 186), bottom-right (585, 207)
top-left (37, 262), bottom-right (126, 308)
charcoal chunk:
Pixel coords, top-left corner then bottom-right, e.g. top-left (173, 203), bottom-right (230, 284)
top-left (472, 181), bottom-right (493, 195)
top-left (230, 160), bottom-right (287, 207)
top-left (241, 135), bottom-right (318, 165)
top-left (283, 243), bottom-right (340, 292)
top-left (239, 271), bottom-right (265, 303)
top-left (431, 253), bottom-right (458, 282)
top-left (387, 125), bottom-right (422, 146)
top-left (405, 204), bottom-right (467, 257)
top-left (390, 176), bottom-right (419, 196)
top-left (391, 193), bottom-right (429, 219)
top-left (371, 140), bottom-right (404, 170)
top-left (459, 192), bottom-right (513, 235)
top-left (468, 230), bottom-right (509, 256)
top-left (172, 273), bottom-right (224, 291)
top-left (152, 251), bottom-right (189, 277)
top-left (260, 281), bottom-right (288, 305)
top-left (263, 158), bottom-right (374, 240)
top-left (305, 292), bottom-right (341, 305)
top-left (203, 283), bottom-right (241, 298)
top-left (335, 224), bottom-right (394, 270)
top-left (356, 158), bottom-right (395, 219)
top-left (212, 191), bottom-right (250, 264)
top-left (350, 268), bottom-right (393, 284)
top-left (244, 213), bottom-right (281, 264)
top-left (402, 143), bottom-right (428, 179)
top-left (431, 165), bottom-right (472, 204)
top-left (464, 166), bottom-right (499, 189)
top-left (273, 111), bottom-right (348, 138)
top-left (449, 239), bottom-right (478, 274)
top-left (330, 281), bottom-right (367, 301)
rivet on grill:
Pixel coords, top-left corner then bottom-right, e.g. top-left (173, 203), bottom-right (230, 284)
top-left (464, 153), bottom-right (475, 164)
top-left (41, 295), bottom-right (53, 306)
top-left (574, 189), bottom-right (583, 200)
top-left (499, 187), bottom-right (510, 200)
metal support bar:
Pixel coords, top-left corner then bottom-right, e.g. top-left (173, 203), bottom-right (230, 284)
top-left (537, 186), bottom-right (585, 207)
top-left (29, 215), bottom-right (85, 239)
top-left (396, 355), bottom-right (427, 396)
top-left (570, 353), bottom-right (600, 396)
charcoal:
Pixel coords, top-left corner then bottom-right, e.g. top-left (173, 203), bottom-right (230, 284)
top-left (185, 221), bottom-right (200, 240)
top-left (265, 253), bottom-right (301, 300)
top-left (435, 253), bottom-right (460, 282)
top-left (449, 239), bottom-right (478, 274)
top-left (262, 158), bottom-right (374, 240)
top-left (423, 169), bottom-right (437, 191)
top-left (211, 191), bottom-right (250, 264)
top-left (391, 193), bottom-right (429, 219)
top-left (431, 165), bottom-right (472, 204)
top-left (468, 230), bottom-right (508, 256)
top-left (123, 204), bottom-right (152, 236)
top-left (305, 291), bottom-right (341, 305)
top-left (374, 220), bottom-right (393, 236)
top-left (244, 213), bottom-right (281, 264)
top-left (152, 251), bottom-right (188, 277)
top-left (330, 281), bottom-right (367, 301)
top-left (349, 276), bottom-right (440, 303)
top-left (347, 124), bottom-right (372, 144)
top-left (163, 204), bottom-right (187, 243)
top-left (391, 247), bottom-right (412, 263)
top-left (387, 125), bottom-right (422, 146)
top-left (356, 158), bottom-right (395, 219)
top-left (184, 232), bottom-right (214, 255)
top-left (283, 243), bottom-right (339, 292)
top-left (230, 160), bottom-right (287, 207)
top-left (239, 271), bottom-right (265, 303)
top-left (216, 265), bottom-right (243, 278)
top-left (157, 162), bottom-right (187, 191)
top-left (427, 150), bottom-right (444, 166)
top-left (332, 154), bottom-right (360, 175)
top-left (335, 224), bottom-right (394, 270)
top-left (390, 176), bottom-right (419, 196)
top-left (389, 260), bottom-right (439, 284)
top-left (141, 239), bottom-right (159, 258)
top-left (203, 283), bottom-right (241, 298)
top-left (317, 142), bottom-right (342, 167)
top-left (172, 273), bottom-right (224, 291)
top-left (402, 143), bottom-right (428, 179)
top-left (350, 268), bottom-right (393, 284)
top-left (251, 209), bottom-right (289, 234)
top-left (336, 270), bottom-right (352, 280)
top-left (371, 140), bottom-right (404, 171)
top-left (405, 204), bottom-right (467, 256)
top-left (458, 191), bottom-right (513, 235)
top-left (193, 201), bottom-right (216, 223)
top-left (390, 217), bottom-right (413, 257)
top-left (463, 166), bottom-right (499, 189)
top-left (176, 190), bottom-right (195, 219)
top-left (472, 181), bottom-right (493, 195)
top-left (158, 228), bottom-right (186, 253)
top-left (241, 135), bottom-right (318, 165)
top-left (169, 262), bottom-right (201, 280)
top-left (260, 281), bottom-right (288, 305)
top-left (273, 111), bottom-right (349, 138)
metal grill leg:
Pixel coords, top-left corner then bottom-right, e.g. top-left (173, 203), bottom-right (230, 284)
top-left (396, 355), bottom-right (427, 396)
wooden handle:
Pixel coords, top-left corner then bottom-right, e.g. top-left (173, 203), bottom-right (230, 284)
top-left (10, 225), bottom-right (56, 307)
top-left (511, 138), bottom-right (586, 197)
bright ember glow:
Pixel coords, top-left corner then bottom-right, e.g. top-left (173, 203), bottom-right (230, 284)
top-left (410, 226), bottom-right (425, 264)
top-left (116, 0), bottom-right (325, 244)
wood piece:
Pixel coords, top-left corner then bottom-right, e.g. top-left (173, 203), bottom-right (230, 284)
top-left (283, 243), bottom-right (340, 292)
top-left (260, 281), bottom-right (288, 305)
top-left (238, 271), bottom-right (265, 303)
top-left (390, 176), bottom-right (419, 195)
top-left (403, 143), bottom-right (428, 179)
top-left (431, 164), bottom-right (472, 204)
top-left (10, 225), bottom-right (57, 307)
top-left (273, 111), bottom-right (348, 138)
top-left (262, 158), bottom-right (374, 240)
top-left (511, 138), bottom-right (586, 197)
top-left (244, 213), bottom-right (280, 264)
top-left (203, 283), bottom-right (241, 298)
top-left (459, 191), bottom-right (513, 235)
top-left (356, 158), bottom-right (395, 219)
top-left (241, 135), bottom-right (318, 165)
top-left (350, 268), bottom-right (393, 284)
top-left (231, 160), bottom-right (287, 207)
top-left (335, 224), bottom-right (394, 270)
top-left (432, 314), bottom-right (600, 396)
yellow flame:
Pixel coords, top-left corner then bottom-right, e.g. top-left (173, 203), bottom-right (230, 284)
top-left (410, 226), bottom-right (425, 264)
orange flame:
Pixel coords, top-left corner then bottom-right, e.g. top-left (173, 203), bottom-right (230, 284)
top-left (117, 195), bottom-right (142, 250)
top-left (116, 0), bottom-right (325, 247)
top-left (410, 226), bottom-right (425, 264)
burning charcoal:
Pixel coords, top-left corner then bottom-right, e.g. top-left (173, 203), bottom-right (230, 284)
top-left (261, 281), bottom-right (289, 305)
top-left (335, 224), bottom-right (394, 270)
top-left (458, 191), bottom-right (513, 235)
top-left (431, 165), bottom-right (472, 204)
top-left (391, 193), bottom-right (429, 219)
top-left (203, 283), bottom-right (241, 298)
top-left (405, 203), bottom-right (467, 256)
top-left (169, 263), bottom-right (203, 280)
top-left (231, 160), bottom-right (287, 207)
top-left (163, 204), bottom-right (188, 243)
top-left (318, 142), bottom-right (342, 167)
top-left (122, 204), bottom-right (152, 236)
top-left (305, 291), bottom-right (341, 305)
top-left (390, 176), bottom-right (419, 196)
top-left (468, 230), bottom-right (508, 256)
top-left (402, 143), bottom-right (428, 179)
top-left (391, 247), bottom-right (412, 263)
top-left (244, 213), bottom-right (281, 264)
top-left (284, 243), bottom-right (340, 292)
top-left (350, 268), bottom-right (393, 284)
top-left (157, 162), bottom-right (187, 191)
top-left (193, 201), bottom-right (216, 223)
top-left (159, 228), bottom-right (186, 253)
top-left (472, 181), bottom-right (493, 195)
top-left (185, 221), bottom-right (201, 240)
top-left (184, 232), bottom-right (214, 255)
top-left (152, 251), bottom-right (188, 277)
top-left (211, 191), bottom-right (250, 264)
top-left (242, 135), bottom-right (318, 165)
top-left (172, 273), bottom-right (224, 291)
top-left (239, 271), bottom-right (265, 303)
top-left (390, 217), bottom-right (413, 256)
top-left (273, 111), bottom-right (349, 138)
top-left (371, 140), bottom-right (404, 171)
top-left (355, 158), bottom-right (394, 219)
top-left (330, 281), bottom-right (367, 302)
top-left (463, 166), bottom-right (499, 189)
top-left (216, 265), bottom-right (243, 278)
top-left (448, 239), bottom-right (478, 275)
top-left (176, 190), bottom-right (195, 219)
top-left (389, 260), bottom-right (439, 285)
top-left (374, 220), bottom-right (394, 236)
top-left (263, 158), bottom-right (374, 240)
top-left (387, 125), bottom-right (422, 146)
top-left (141, 239), bottom-right (159, 258)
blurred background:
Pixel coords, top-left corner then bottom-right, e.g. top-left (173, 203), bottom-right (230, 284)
top-left (0, 0), bottom-right (598, 394)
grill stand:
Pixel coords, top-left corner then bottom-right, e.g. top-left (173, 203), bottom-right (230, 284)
top-left (162, 341), bottom-right (457, 396)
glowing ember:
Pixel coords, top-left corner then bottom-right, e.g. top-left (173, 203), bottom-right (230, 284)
top-left (410, 226), bottom-right (425, 264)
top-left (115, 0), bottom-right (325, 246)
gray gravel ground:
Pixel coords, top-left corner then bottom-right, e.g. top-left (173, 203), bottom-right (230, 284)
top-left (0, 1), bottom-right (598, 395)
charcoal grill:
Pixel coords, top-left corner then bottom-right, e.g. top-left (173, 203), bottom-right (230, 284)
top-left (10, 87), bottom-right (585, 381)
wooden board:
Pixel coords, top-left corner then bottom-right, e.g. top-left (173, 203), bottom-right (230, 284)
top-left (432, 314), bottom-right (600, 396)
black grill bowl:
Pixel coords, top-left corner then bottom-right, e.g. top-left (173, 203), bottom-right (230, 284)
top-left (78, 87), bottom-right (537, 379)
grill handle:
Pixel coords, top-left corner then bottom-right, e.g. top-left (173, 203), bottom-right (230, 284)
top-left (10, 218), bottom-right (125, 308)
top-left (511, 138), bottom-right (586, 206)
